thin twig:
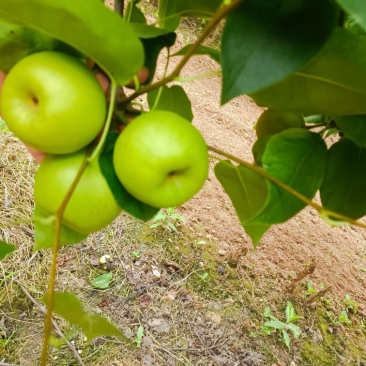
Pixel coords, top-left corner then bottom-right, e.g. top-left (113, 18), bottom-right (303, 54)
top-left (41, 154), bottom-right (89, 366)
top-left (207, 144), bottom-right (366, 230)
top-left (122, 0), bottom-right (244, 104)
top-left (0, 362), bottom-right (20, 366)
top-left (305, 286), bottom-right (332, 304)
top-left (18, 284), bottom-right (85, 366)
top-left (287, 259), bottom-right (316, 293)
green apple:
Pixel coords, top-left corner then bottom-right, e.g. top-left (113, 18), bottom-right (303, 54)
top-left (34, 149), bottom-right (121, 234)
top-left (113, 110), bottom-right (208, 208)
top-left (255, 109), bottom-right (305, 139)
top-left (1, 51), bottom-right (106, 154)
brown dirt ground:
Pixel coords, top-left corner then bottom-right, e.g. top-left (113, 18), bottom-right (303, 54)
top-left (0, 2), bottom-right (366, 366)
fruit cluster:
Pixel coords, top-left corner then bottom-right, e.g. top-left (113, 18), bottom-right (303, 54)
top-left (0, 51), bottom-right (208, 234)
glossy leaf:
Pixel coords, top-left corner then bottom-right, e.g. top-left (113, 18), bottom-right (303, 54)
top-left (129, 24), bottom-right (172, 39)
top-left (99, 133), bottom-right (159, 221)
top-left (43, 292), bottom-right (128, 342)
top-left (215, 161), bottom-right (270, 247)
top-left (125, 0), bottom-right (146, 24)
top-left (249, 130), bottom-right (327, 225)
top-left (337, 0), bottom-right (366, 30)
top-left (0, 241), bottom-right (16, 260)
top-left (172, 45), bottom-right (221, 64)
top-left (142, 33), bottom-right (176, 84)
top-left (250, 29), bottom-right (366, 116)
top-left (0, 0), bottom-right (144, 85)
top-left (33, 205), bottom-right (87, 252)
top-left (147, 85), bottom-right (194, 122)
top-left (93, 273), bottom-right (112, 289)
top-left (320, 138), bottom-right (366, 219)
top-left (221, 0), bottom-right (339, 103)
top-left (159, 0), bottom-right (221, 31)
top-left (335, 115), bottom-right (366, 147)
top-left (252, 136), bottom-right (271, 166)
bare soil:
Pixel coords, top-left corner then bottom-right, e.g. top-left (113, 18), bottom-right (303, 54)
top-left (0, 2), bottom-right (365, 365)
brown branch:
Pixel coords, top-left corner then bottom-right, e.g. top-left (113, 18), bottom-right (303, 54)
top-left (287, 260), bottom-right (316, 293)
top-left (41, 154), bottom-right (89, 366)
top-left (122, 0), bottom-right (244, 104)
top-left (18, 284), bottom-right (85, 366)
top-left (305, 286), bottom-right (332, 304)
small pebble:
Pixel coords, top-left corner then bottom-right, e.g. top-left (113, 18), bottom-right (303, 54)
top-left (217, 266), bottom-right (225, 275)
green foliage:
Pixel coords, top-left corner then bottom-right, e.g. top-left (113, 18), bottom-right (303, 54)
top-left (336, 0), bottom-right (366, 30)
top-left (335, 115), bottom-right (366, 147)
top-left (250, 29), bottom-right (366, 115)
top-left (320, 139), bottom-right (366, 220)
top-left (43, 292), bottom-right (129, 343)
top-left (33, 205), bottom-right (88, 251)
top-left (150, 207), bottom-right (185, 232)
top-left (343, 295), bottom-right (358, 314)
top-left (0, 0), bottom-right (144, 85)
top-left (221, 0), bottom-right (338, 102)
top-left (0, 117), bottom-right (14, 144)
top-left (303, 280), bottom-right (317, 297)
top-left (99, 132), bottom-right (159, 221)
top-left (135, 325), bottom-right (144, 348)
top-left (0, 241), bottom-right (15, 261)
top-left (262, 302), bottom-right (303, 348)
top-left (93, 273), bottom-right (113, 289)
top-left (147, 85), bottom-right (193, 122)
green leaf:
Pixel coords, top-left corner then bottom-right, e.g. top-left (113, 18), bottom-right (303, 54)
top-left (99, 132), bottom-right (159, 221)
top-left (159, 0), bottom-right (221, 30)
top-left (0, 0), bottom-right (144, 85)
top-left (33, 205), bottom-right (88, 252)
top-left (282, 329), bottom-right (291, 348)
top-left (93, 273), bottom-right (113, 289)
top-left (147, 85), bottom-right (193, 122)
top-left (125, 0), bottom-right (146, 24)
top-left (221, 0), bottom-right (338, 103)
top-left (0, 241), bottom-right (16, 260)
top-left (320, 138), bottom-right (366, 220)
top-left (142, 32), bottom-right (176, 84)
top-left (249, 130), bottom-right (327, 225)
top-left (250, 29), bottom-right (366, 116)
top-left (286, 301), bottom-right (295, 323)
top-left (129, 24), bottom-right (172, 39)
top-left (264, 320), bottom-right (286, 330)
top-left (43, 292), bottom-right (128, 343)
top-left (0, 19), bottom-right (80, 73)
top-left (172, 45), bottom-right (221, 64)
top-left (335, 115), bottom-right (366, 147)
top-left (252, 136), bottom-right (271, 166)
top-left (166, 221), bottom-right (177, 231)
top-left (214, 161), bottom-right (270, 247)
top-left (337, 0), bottom-right (366, 30)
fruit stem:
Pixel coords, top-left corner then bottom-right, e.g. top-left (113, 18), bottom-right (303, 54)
top-left (41, 154), bottom-right (89, 366)
top-left (207, 144), bottom-right (366, 230)
top-left (88, 78), bottom-right (117, 163)
top-left (122, 0), bottom-right (244, 104)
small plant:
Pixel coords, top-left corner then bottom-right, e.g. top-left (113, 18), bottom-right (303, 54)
top-left (339, 310), bottom-right (352, 325)
top-left (92, 272), bottom-right (112, 289)
top-left (343, 295), bottom-right (358, 314)
top-left (150, 207), bottom-right (185, 232)
top-left (321, 297), bottom-right (333, 306)
top-left (303, 280), bottom-right (317, 297)
top-left (132, 251), bottom-right (141, 258)
top-left (262, 302), bottom-right (303, 349)
top-left (198, 272), bottom-right (209, 281)
top-left (135, 325), bottom-right (144, 348)
top-left (194, 240), bottom-right (207, 246)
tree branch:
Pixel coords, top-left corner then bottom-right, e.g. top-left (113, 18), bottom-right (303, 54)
top-left (207, 145), bottom-right (366, 230)
top-left (40, 153), bottom-right (89, 366)
top-left (18, 284), bottom-right (85, 366)
top-left (122, 0), bottom-right (244, 104)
